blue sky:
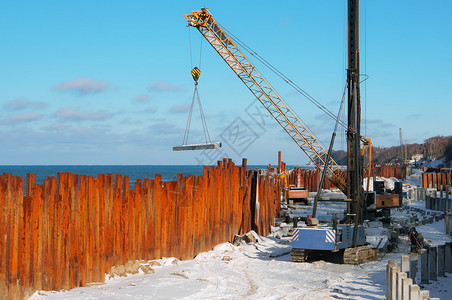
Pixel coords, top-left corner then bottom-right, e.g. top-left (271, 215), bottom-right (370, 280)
top-left (0, 1), bottom-right (450, 165)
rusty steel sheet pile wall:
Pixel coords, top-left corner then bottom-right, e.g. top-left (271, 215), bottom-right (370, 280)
top-left (0, 158), bottom-right (281, 299)
top-left (286, 168), bottom-right (335, 192)
top-left (373, 163), bottom-right (406, 179)
top-left (421, 171), bottom-right (452, 190)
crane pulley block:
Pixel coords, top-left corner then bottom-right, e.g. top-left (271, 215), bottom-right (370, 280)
top-left (191, 67), bottom-right (201, 82)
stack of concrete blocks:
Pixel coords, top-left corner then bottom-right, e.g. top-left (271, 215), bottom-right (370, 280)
top-left (424, 185), bottom-right (451, 212)
top-left (387, 256), bottom-right (440, 300)
top-left (415, 188), bottom-right (426, 201)
top-left (419, 243), bottom-right (452, 287)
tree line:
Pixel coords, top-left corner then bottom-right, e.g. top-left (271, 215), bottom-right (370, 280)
top-left (331, 135), bottom-right (452, 165)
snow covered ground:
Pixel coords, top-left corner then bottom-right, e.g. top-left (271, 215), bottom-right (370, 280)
top-left (30, 236), bottom-right (390, 299)
top-left (30, 176), bottom-right (452, 300)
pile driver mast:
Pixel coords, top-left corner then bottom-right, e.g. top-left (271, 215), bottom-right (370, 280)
top-left (346, 0), bottom-right (365, 239)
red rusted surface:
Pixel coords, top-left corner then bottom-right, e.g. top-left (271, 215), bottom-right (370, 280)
top-left (421, 170), bottom-right (452, 190)
top-left (0, 160), bottom-right (284, 299)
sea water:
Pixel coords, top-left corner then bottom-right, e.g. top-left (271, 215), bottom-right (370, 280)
top-left (0, 164), bottom-right (300, 189)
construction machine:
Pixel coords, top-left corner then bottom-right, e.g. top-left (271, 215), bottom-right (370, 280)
top-left (185, 1), bottom-right (378, 264)
top-left (281, 168), bottom-right (310, 205)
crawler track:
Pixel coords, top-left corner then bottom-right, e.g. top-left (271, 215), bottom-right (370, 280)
top-left (290, 248), bottom-right (307, 262)
top-left (343, 245), bottom-right (378, 265)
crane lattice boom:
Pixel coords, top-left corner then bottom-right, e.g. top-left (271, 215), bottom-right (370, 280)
top-left (185, 7), bottom-right (347, 193)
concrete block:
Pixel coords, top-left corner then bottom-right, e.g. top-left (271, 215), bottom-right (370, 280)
top-left (390, 266), bottom-right (400, 300)
top-left (397, 272), bottom-right (407, 300)
top-left (421, 249), bottom-right (429, 284)
top-left (402, 277), bottom-right (412, 300)
top-left (401, 255), bottom-right (410, 273)
top-left (418, 290), bottom-right (429, 300)
top-left (387, 260), bottom-right (398, 300)
top-left (438, 244), bottom-right (445, 277)
top-left (446, 242), bottom-right (452, 273)
top-left (446, 212), bottom-right (452, 235)
top-left (410, 253), bottom-right (418, 283)
top-left (409, 284), bottom-right (420, 300)
top-left (429, 247), bottom-right (437, 281)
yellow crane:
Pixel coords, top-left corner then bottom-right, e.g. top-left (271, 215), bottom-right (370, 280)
top-left (185, 6), bottom-right (380, 264)
top-left (184, 7), bottom-right (347, 194)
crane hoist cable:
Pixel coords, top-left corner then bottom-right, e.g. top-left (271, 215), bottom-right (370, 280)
top-left (224, 25), bottom-right (370, 145)
top-left (173, 29), bottom-right (221, 151)
top-left (173, 66), bottom-right (221, 151)
top-left (218, 23), bottom-right (349, 130)
top-left (188, 26), bottom-right (204, 70)
top-left (182, 67), bottom-right (212, 145)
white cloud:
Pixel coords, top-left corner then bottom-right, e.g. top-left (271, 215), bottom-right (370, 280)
top-left (44, 122), bottom-right (71, 131)
top-left (55, 107), bottom-right (110, 121)
top-left (148, 81), bottom-right (183, 92)
top-left (132, 94), bottom-right (151, 103)
top-left (53, 77), bottom-right (110, 95)
top-left (144, 106), bottom-right (158, 113)
top-left (0, 112), bottom-right (42, 124)
top-left (169, 103), bottom-right (191, 113)
top-left (4, 98), bottom-right (47, 111)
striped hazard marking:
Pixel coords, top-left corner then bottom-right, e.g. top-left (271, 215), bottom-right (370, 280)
top-left (191, 67), bottom-right (201, 82)
top-left (325, 230), bottom-right (336, 243)
top-left (292, 229), bottom-right (300, 241)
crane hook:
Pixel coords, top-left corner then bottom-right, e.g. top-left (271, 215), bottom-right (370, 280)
top-left (191, 67), bottom-right (201, 84)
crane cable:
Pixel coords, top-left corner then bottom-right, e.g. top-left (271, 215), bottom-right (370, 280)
top-left (221, 23), bottom-right (373, 146)
top-left (219, 23), bottom-right (348, 130)
top-left (183, 28), bottom-right (211, 145)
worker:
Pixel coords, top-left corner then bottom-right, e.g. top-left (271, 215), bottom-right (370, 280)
top-left (408, 227), bottom-right (420, 253)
